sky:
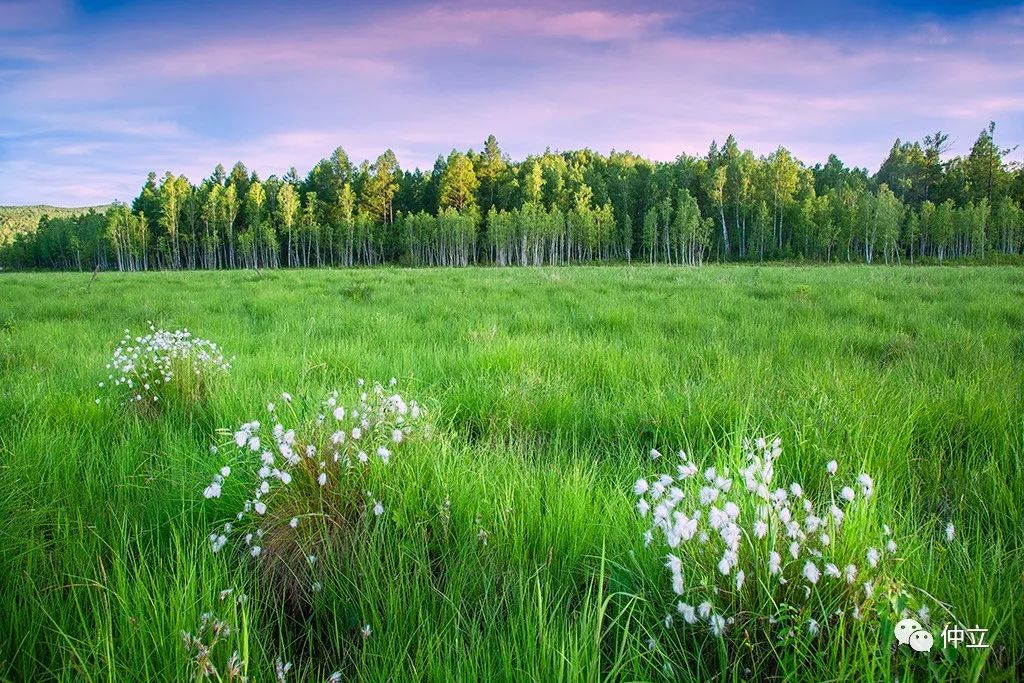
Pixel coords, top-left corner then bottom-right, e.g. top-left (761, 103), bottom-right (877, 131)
top-left (1, 0), bottom-right (1023, 206)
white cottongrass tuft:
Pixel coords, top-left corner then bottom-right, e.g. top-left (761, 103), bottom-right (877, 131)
top-left (97, 323), bottom-right (231, 408)
top-left (204, 481), bottom-right (223, 499)
top-left (634, 436), bottom-right (897, 642)
top-left (677, 602), bottom-right (696, 624)
top-left (200, 380), bottom-right (426, 592)
top-left (945, 522), bottom-right (955, 542)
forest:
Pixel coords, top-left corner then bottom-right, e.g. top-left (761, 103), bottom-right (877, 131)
top-left (2, 123), bottom-right (1021, 270)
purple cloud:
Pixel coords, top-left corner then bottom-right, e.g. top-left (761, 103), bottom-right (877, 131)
top-left (1, 1), bottom-right (1022, 205)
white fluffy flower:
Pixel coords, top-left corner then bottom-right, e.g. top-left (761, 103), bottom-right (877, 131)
top-left (866, 547), bottom-right (880, 567)
top-left (826, 460), bottom-right (838, 475)
top-left (634, 478), bottom-right (649, 496)
top-left (857, 473), bottom-right (874, 498)
top-left (209, 533), bottom-right (227, 552)
top-left (945, 522), bottom-right (955, 542)
top-left (802, 560), bottom-right (820, 584)
top-left (830, 504), bottom-right (844, 526)
top-left (677, 602), bottom-right (696, 624)
top-left (699, 486), bottom-right (719, 505)
top-left (768, 551), bottom-right (782, 575)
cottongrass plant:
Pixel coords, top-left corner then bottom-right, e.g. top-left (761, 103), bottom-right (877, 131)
top-left (181, 588), bottom-right (346, 683)
top-left (97, 322), bottom-right (231, 410)
top-left (181, 589), bottom-right (250, 683)
top-left (202, 379), bottom-right (425, 609)
top-left (635, 437), bottom-right (902, 644)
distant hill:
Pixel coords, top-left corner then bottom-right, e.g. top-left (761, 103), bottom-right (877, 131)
top-left (0, 204), bottom-right (112, 242)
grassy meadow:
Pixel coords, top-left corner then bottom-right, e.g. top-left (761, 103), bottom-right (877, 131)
top-left (0, 265), bottom-right (1021, 681)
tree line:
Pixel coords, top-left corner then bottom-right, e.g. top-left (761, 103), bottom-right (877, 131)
top-left (2, 124), bottom-right (1022, 271)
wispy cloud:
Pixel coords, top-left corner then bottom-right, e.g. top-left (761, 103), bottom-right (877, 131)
top-left (1, 1), bottom-right (1022, 205)
top-left (0, 0), bottom-right (69, 32)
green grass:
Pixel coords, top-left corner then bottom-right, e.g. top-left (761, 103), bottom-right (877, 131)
top-left (0, 265), bottom-right (1021, 681)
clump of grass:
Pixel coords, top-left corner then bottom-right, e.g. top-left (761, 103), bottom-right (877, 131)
top-left (341, 283), bottom-right (373, 301)
top-left (181, 607), bottom-right (245, 681)
top-left (635, 438), bottom-right (913, 642)
top-left (880, 333), bottom-right (915, 367)
top-left (202, 379), bottom-right (425, 611)
top-left (96, 322), bottom-right (232, 412)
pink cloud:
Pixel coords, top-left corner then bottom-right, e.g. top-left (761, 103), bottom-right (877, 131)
top-left (3, 1), bottom-right (1023, 205)
top-left (0, 0), bottom-right (68, 32)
